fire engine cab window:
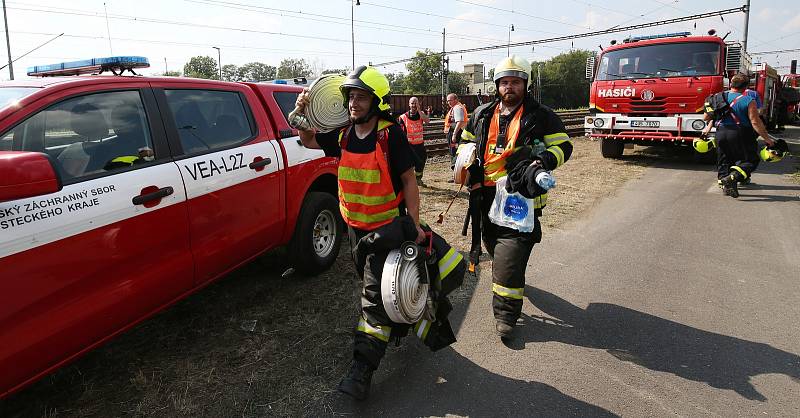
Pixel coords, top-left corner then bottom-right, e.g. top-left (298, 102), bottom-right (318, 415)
top-left (164, 89), bottom-right (254, 154)
top-left (0, 90), bottom-right (154, 182)
top-left (598, 42), bottom-right (720, 80)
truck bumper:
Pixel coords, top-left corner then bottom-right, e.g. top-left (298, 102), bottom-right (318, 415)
top-left (585, 113), bottom-right (708, 143)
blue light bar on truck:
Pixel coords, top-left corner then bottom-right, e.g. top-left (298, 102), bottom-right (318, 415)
top-left (27, 56), bottom-right (150, 77)
top-left (623, 32), bottom-right (692, 43)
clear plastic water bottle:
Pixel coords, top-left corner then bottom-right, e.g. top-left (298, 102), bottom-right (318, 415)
top-left (535, 171), bottom-right (556, 190)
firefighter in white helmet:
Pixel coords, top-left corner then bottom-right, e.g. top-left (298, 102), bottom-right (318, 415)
top-left (457, 55), bottom-right (573, 340)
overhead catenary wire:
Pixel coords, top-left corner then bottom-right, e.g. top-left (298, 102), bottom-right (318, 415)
top-left (751, 48), bottom-right (800, 56)
top-left (372, 6), bottom-right (748, 67)
top-left (4, 4), bottom-right (430, 50)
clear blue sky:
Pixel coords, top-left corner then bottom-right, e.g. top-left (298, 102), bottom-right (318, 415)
top-left (2, 0), bottom-right (799, 79)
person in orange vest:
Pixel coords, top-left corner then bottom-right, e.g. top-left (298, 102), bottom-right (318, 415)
top-left (398, 96), bottom-right (431, 186)
top-left (296, 65), bottom-right (425, 400)
top-left (457, 55), bottom-right (572, 340)
top-left (444, 93), bottom-right (468, 167)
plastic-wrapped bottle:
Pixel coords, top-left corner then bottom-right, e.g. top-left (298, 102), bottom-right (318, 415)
top-left (535, 170), bottom-right (556, 190)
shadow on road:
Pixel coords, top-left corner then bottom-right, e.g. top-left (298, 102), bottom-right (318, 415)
top-left (505, 287), bottom-right (800, 402)
top-left (328, 337), bottom-right (618, 418)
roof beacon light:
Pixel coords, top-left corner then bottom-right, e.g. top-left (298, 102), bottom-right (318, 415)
top-left (27, 56), bottom-right (150, 77)
top-left (623, 31), bottom-right (692, 43)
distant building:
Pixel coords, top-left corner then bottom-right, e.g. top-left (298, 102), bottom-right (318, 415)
top-left (462, 63), bottom-right (495, 95)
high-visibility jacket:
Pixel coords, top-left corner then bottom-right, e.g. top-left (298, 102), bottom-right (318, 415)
top-left (337, 120), bottom-right (404, 231)
top-left (458, 96), bottom-right (572, 212)
top-left (398, 112), bottom-right (425, 145)
top-left (483, 104), bottom-right (523, 184)
top-left (443, 102), bottom-right (467, 134)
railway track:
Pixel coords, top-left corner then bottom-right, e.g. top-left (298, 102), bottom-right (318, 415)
top-left (423, 110), bottom-right (588, 156)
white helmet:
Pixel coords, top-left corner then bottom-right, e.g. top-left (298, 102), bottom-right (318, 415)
top-left (493, 55), bottom-right (531, 87)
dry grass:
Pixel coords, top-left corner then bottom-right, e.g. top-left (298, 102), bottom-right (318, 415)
top-left (1, 138), bottom-right (656, 418)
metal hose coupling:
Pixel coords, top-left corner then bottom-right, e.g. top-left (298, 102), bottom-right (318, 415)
top-left (381, 241), bottom-right (431, 324)
top-left (287, 73), bottom-right (350, 133)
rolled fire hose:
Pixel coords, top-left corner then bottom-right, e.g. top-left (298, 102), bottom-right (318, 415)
top-left (287, 73), bottom-right (350, 133)
top-left (381, 242), bottom-right (430, 324)
top-left (453, 142), bottom-right (477, 184)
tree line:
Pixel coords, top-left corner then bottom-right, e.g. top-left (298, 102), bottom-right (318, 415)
top-left (170, 48), bottom-right (592, 109)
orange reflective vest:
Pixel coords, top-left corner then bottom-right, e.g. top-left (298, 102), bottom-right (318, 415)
top-left (444, 102), bottom-right (467, 134)
top-left (337, 120), bottom-right (404, 231)
top-left (483, 104), bottom-right (524, 186)
top-left (399, 112), bottom-right (425, 145)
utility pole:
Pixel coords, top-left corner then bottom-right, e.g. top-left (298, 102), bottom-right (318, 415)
top-left (103, 2), bottom-right (113, 55)
top-left (164, 57), bottom-right (168, 74)
top-left (441, 28), bottom-right (446, 112)
top-left (742, 0), bottom-right (751, 53)
top-left (351, 0), bottom-right (360, 71)
top-left (2, 0), bottom-right (13, 80)
top-left (507, 24), bottom-right (514, 57)
top-left (212, 46), bottom-right (222, 80)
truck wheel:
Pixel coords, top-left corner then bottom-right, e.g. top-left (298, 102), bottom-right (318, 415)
top-left (288, 192), bottom-right (344, 276)
top-left (600, 138), bottom-right (624, 158)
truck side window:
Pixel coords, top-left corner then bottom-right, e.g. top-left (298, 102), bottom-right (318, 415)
top-left (0, 90), bottom-right (154, 182)
top-left (273, 91), bottom-right (299, 122)
top-left (163, 89), bottom-right (255, 154)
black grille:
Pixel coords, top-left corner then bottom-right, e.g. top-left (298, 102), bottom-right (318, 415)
top-left (629, 96), bottom-right (666, 113)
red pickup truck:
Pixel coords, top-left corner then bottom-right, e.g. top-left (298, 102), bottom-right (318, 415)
top-left (0, 72), bottom-right (343, 398)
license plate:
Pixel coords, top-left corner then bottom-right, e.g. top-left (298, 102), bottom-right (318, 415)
top-left (630, 120), bottom-right (660, 128)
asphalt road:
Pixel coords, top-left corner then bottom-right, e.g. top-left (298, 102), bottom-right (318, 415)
top-left (326, 131), bottom-right (800, 417)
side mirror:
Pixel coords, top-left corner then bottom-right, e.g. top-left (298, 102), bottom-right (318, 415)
top-left (585, 55), bottom-right (596, 80)
top-left (0, 151), bottom-right (63, 202)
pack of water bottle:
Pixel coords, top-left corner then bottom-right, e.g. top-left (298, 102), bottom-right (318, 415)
top-left (488, 171), bottom-right (556, 232)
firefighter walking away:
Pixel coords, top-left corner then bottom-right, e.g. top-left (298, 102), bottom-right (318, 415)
top-left (457, 55), bottom-right (572, 340)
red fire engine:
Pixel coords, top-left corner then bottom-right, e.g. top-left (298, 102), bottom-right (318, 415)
top-left (584, 31), bottom-right (753, 158)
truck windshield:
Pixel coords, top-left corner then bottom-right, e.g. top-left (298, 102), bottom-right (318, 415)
top-left (0, 87), bottom-right (39, 110)
top-left (597, 42), bottom-right (721, 80)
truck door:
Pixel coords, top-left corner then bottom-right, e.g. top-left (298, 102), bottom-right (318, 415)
top-left (154, 85), bottom-right (283, 284)
top-left (0, 87), bottom-right (192, 396)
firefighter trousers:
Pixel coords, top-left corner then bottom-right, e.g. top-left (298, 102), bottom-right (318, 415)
top-left (347, 226), bottom-right (409, 369)
top-left (411, 143), bottom-right (427, 179)
top-left (479, 186), bottom-right (542, 326)
top-left (716, 125), bottom-right (759, 180)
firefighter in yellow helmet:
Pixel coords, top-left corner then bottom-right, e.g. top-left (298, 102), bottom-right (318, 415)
top-left (296, 65), bottom-right (426, 400)
top-left (457, 55), bottom-right (573, 340)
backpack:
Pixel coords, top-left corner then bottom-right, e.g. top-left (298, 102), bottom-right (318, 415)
top-left (704, 91), bottom-right (747, 125)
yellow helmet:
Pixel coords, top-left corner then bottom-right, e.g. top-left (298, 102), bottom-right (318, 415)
top-left (340, 65), bottom-right (391, 112)
top-left (693, 137), bottom-right (715, 153)
top-left (493, 55), bottom-right (531, 86)
top-left (759, 138), bottom-right (789, 162)
top-left (759, 147), bottom-right (782, 162)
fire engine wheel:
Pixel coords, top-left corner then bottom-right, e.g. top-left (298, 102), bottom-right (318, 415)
top-left (600, 138), bottom-right (625, 158)
top-left (288, 192), bottom-right (344, 276)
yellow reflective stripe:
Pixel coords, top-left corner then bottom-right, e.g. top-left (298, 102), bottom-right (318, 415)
top-left (339, 166), bottom-right (381, 184)
top-left (543, 132), bottom-right (569, 143)
top-left (340, 204), bottom-right (399, 224)
top-left (357, 316), bottom-right (391, 342)
top-left (547, 146), bottom-right (565, 167)
top-left (731, 165), bottom-right (747, 179)
top-left (533, 192), bottom-right (548, 209)
top-left (492, 283), bottom-right (524, 300)
top-left (437, 248), bottom-right (463, 282)
top-left (111, 156), bottom-right (138, 164)
top-left (486, 169), bottom-right (507, 181)
top-left (700, 106), bottom-right (710, 113)
top-left (377, 120), bottom-right (394, 131)
top-left (461, 130), bottom-right (476, 141)
top-left (341, 191), bottom-right (397, 206)
top-left (414, 319), bottom-right (431, 341)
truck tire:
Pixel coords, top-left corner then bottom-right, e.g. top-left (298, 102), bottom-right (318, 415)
top-left (600, 138), bottom-right (624, 158)
top-left (288, 192), bottom-right (344, 276)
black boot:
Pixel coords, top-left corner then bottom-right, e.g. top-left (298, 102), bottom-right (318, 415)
top-left (720, 174), bottom-right (739, 198)
top-left (495, 321), bottom-right (515, 340)
top-left (337, 360), bottom-right (374, 400)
